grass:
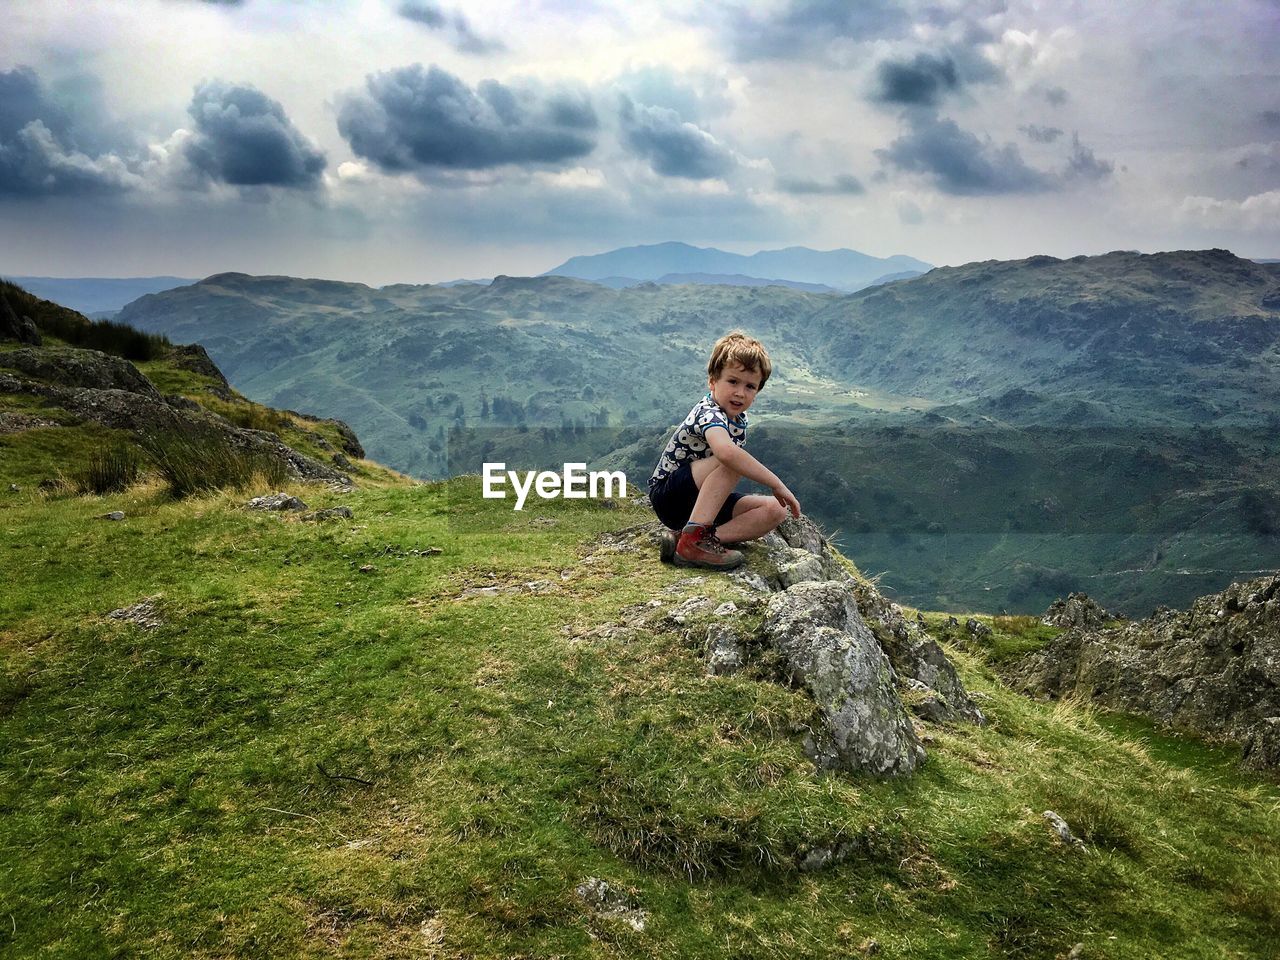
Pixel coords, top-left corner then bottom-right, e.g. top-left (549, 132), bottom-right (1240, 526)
top-left (2, 470), bottom-right (1278, 959)
top-left (2, 350), bottom-right (1279, 957)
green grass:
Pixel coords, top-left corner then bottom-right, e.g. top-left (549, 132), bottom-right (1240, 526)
top-left (2, 471), bottom-right (1278, 958)
top-left (3, 345), bottom-right (1279, 957)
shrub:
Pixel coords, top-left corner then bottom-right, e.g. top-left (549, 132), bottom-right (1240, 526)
top-left (142, 423), bottom-right (289, 498)
top-left (74, 443), bottom-right (142, 495)
top-left (1, 280), bottom-right (170, 360)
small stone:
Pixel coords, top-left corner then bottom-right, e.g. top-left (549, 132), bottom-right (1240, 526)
top-left (705, 624), bottom-right (745, 676)
top-left (861, 940), bottom-right (882, 956)
top-left (1066, 944), bottom-right (1084, 959)
top-left (99, 511), bottom-right (125, 521)
top-left (713, 601), bottom-right (738, 616)
top-left (247, 492), bottom-right (307, 511)
top-left (7, 483), bottom-right (17, 492)
top-left (1043, 810), bottom-right (1085, 849)
top-left (107, 597), bottom-right (163, 629)
top-left (359, 564), bottom-right (375, 573)
top-left (574, 877), bottom-right (647, 932)
top-left (303, 506), bottom-right (353, 522)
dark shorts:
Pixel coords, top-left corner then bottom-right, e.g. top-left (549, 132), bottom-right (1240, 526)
top-left (648, 460), bottom-right (744, 531)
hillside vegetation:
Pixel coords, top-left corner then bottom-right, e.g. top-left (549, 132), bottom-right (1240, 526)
top-left (2, 316), bottom-right (1279, 959)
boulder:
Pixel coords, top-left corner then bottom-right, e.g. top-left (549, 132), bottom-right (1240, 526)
top-left (761, 581), bottom-right (924, 777)
top-left (1042, 592), bottom-right (1113, 630)
top-left (1008, 574), bottom-right (1280, 770)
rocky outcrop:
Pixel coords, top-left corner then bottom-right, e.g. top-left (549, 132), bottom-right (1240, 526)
top-left (169, 344), bottom-right (232, 397)
top-left (762, 519), bottom-right (985, 728)
top-left (2, 347), bottom-right (159, 396)
top-left (0, 344), bottom-right (353, 486)
top-left (1008, 575), bottom-right (1280, 770)
top-left (762, 580), bottom-right (925, 776)
top-left (1042, 592), bottom-right (1114, 630)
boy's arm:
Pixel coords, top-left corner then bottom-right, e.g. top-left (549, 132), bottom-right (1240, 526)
top-left (705, 427), bottom-right (802, 518)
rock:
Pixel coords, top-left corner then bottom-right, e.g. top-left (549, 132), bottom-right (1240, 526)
top-left (358, 564), bottom-right (375, 574)
top-left (1008, 574), bottom-right (1280, 769)
top-left (573, 878), bottom-right (646, 932)
top-left (169, 344), bottom-right (231, 396)
top-left (1042, 592), bottom-right (1112, 630)
top-left (965, 618), bottom-right (992, 641)
top-left (1, 347), bottom-right (161, 397)
top-left (99, 511), bottom-right (125, 521)
top-left (903, 678), bottom-right (952, 724)
top-left (303, 506), bottom-right (353, 522)
top-left (8, 483), bottom-right (17, 492)
top-left (761, 581), bottom-right (924, 777)
top-left (247, 492), bottom-right (308, 511)
top-left (107, 597), bottom-right (163, 629)
top-left (1, 291), bottom-right (42, 345)
top-left (666, 596), bottom-right (711, 626)
top-left (1043, 810), bottom-right (1086, 850)
top-left (331, 452), bottom-right (352, 469)
top-left (0, 412), bottom-right (62, 435)
top-left (713, 601), bottom-right (738, 616)
top-left (1065, 944), bottom-right (1085, 960)
top-left (1241, 717), bottom-right (1280, 772)
top-left (730, 569), bottom-right (770, 593)
top-left (705, 624), bottom-right (745, 676)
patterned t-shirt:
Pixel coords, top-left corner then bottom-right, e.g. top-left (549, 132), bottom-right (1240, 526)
top-left (649, 394), bottom-right (748, 486)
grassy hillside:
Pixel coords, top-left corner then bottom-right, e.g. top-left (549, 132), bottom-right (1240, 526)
top-left (2, 345), bottom-right (1279, 957)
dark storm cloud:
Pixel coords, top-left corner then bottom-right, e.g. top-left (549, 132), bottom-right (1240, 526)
top-left (1261, 110), bottom-right (1280, 128)
top-left (397, 1), bottom-right (505, 55)
top-left (337, 65), bottom-right (597, 172)
top-left (871, 53), bottom-right (960, 106)
top-left (776, 173), bottom-right (864, 195)
top-left (1063, 133), bottom-right (1114, 182)
top-left (1020, 124), bottom-right (1064, 143)
top-left (1043, 86), bottom-right (1069, 107)
top-left (876, 113), bottom-right (1052, 195)
top-left (0, 66), bottom-right (137, 197)
top-left (618, 98), bottom-right (736, 180)
top-left (728, 0), bottom-right (912, 61)
top-left (184, 81), bottom-right (326, 189)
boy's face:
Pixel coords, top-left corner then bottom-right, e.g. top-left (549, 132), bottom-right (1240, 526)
top-left (708, 361), bottom-right (761, 418)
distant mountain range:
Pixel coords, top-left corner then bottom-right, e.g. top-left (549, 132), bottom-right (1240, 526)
top-left (542, 241), bottom-right (932, 292)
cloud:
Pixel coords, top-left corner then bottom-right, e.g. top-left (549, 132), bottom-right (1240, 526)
top-left (611, 66), bottom-right (732, 122)
top-left (876, 113), bottom-right (1053, 195)
top-left (183, 81), bottom-right (326, 189)
top-left (337, 64), bottom-right (597, 174)
top-left (1043, 86), bottom-right (1069, 106)
top-left (776, 174), bottom-right (864, 195)
top-left (0, 66), bottom-right (140, 197)
top-left (397, 1), bottom-right (505, 55)
top-left (871, 53), bottom-right (961, 106)
top-left (1261, 110), bottom-right (1280, 129)
top-left (1177, 190), bottom-right (1280, 231)
top-left (618, 98), bottom-right (736, 180)
top-left (1020, 124), bottom-right (1063, 143)
top-left (1063, 133), bottom-right (1113, 182)
top-left (728, 0), bottom-right (911, 61)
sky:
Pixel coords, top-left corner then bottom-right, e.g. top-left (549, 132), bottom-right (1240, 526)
top-left (1, 0), bottom-right (1278, 285)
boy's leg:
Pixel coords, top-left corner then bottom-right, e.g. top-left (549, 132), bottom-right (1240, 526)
top-left (688, 456), bottom-right (738, 525)
top-left (715, 494), bottom-right (789, 544)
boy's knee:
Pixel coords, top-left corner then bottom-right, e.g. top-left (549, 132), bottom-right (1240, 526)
top-left (767, 500), bottom-right (788, 526)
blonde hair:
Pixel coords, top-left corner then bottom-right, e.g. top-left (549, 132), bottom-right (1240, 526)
top-left (707, 331), bottom-right (772, 388)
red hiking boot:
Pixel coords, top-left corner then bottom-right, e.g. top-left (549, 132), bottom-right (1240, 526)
top-left (674, 524), bottom-right (744, 571)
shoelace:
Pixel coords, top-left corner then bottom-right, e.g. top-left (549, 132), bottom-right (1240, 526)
top-left (698, 528), bottom-right (727, 554)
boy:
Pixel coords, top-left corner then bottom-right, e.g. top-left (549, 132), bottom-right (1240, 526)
top-left (648, 331), bottom-right (802, 570)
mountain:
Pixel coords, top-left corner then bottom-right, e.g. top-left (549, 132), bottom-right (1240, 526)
top-left (543, 241), bottom-right (933, 291)
top-left (111, 251), bottom-right (1280, 615)
top-left (4, 293), bottom-right (1280, 955)
top-left (3, 275), bottom-right (198, 315)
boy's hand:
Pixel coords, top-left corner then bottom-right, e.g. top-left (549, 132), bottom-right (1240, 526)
top-left (773, 483), bottom-right (801, 518)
